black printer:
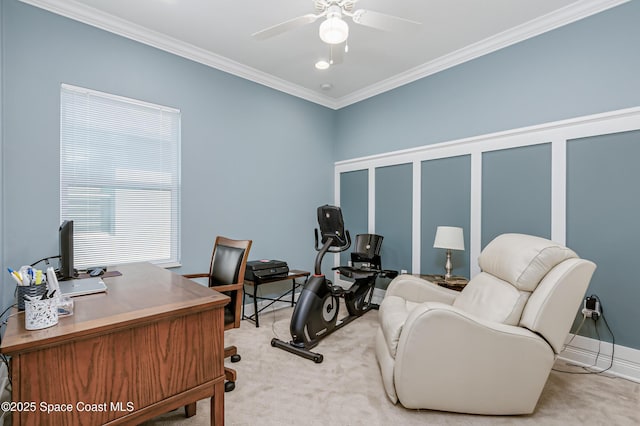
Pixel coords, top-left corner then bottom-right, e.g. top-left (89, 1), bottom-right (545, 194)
top-left (245, 259), bottom-right (289, 281)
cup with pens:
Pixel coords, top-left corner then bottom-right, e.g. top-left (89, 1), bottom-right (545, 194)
top-left (8, 265), bottom-right (67, 329)
top-left (9, 266), bottom-right (49, 311)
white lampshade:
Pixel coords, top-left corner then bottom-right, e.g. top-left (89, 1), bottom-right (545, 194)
top-left (319, 17), bottom-right (349, 44)
top-left (433, 226), bottom-right (465, 251)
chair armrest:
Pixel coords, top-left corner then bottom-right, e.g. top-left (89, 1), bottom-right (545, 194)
top-left (182, 272), bottom-right (209, 279)
top-left (209, 282), bottom-right (243, 293)
top-left (393, 302), bottom-right (555, 413)
top-left (385, 274), bottom-right (459, 305)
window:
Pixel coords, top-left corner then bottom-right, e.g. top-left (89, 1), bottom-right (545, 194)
top-left (60, 84), bottom-right (181, 268)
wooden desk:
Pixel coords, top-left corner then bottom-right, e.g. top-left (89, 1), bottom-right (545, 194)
top-left (0, 262), bottom-right (228, 425)
top-left (242, 270), bottom-right (310, 328)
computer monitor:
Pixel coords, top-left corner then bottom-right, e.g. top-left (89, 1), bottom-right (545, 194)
top-left (59, 220), bottom-right (76, 280)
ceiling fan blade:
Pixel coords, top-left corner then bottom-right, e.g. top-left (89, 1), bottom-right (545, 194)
top-left (252, 14), bottom-right (321, 40)
top-left (351, 9), bottom-right (421, 33)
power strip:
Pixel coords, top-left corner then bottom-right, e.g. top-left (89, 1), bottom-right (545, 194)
top-left (582, 295), bottom-right (601, 320)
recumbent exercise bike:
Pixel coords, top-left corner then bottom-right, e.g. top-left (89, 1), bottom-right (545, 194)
top-left (271, 205), bottom-right (397, 363)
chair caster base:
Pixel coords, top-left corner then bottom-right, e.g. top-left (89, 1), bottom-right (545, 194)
top-left (224, 381), bottom-right (235, 392)
top-left (231, 354), bottom-right (241, 363)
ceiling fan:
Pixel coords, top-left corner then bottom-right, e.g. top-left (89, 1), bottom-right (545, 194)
top-left (252, 0), bottom-right (421, 46)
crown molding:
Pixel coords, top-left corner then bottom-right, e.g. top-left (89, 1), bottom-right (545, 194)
top-left (18, 0), bottom-right (340, 109)
top-left (19, 0), bottom-right (628, 111)
top-left (334, 0), bottom-right (630, 109)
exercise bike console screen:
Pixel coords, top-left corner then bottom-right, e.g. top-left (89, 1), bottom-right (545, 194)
top-left (317, 205), bottom-right (347, 247)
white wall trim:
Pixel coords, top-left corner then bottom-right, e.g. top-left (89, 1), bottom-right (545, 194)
top-left (19, 0), bottom-right (629, 110)
top-left (335, 106), bottom-right (640, 172)
top-left (469, 151), bottom-right (483, 277)
top-left (368, 167), bottom-right (376, 234)
top-left (411, 160), bottom-right (422, 273)
top-left (333, 106), bottom-right (640, 375)
top-left (551, 139), bottom-right (568, 245)
top-left (559, 334), bottom-right (640, 383)
top-left (335, 106), bottom-right (640, 276)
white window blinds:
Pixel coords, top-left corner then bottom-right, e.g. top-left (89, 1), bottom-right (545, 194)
top-left (60, 84), bottom-right (181, 269)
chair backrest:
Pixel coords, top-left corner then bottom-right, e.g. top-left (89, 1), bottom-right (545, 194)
top-left (208, 236), bottom-right (252, 329)
top-left (208, 236), bottom-right (252, 287)
top-left (351, 234), bottom-right (383, 268)
top-left (452, 233), bottom-right (595, 353)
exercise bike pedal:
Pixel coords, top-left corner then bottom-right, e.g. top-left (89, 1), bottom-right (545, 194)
top-left (330, 285), bottom-right (345, 297)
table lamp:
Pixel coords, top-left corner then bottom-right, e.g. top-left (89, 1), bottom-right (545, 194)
top-left (433, 226), bottom-right (465, 280)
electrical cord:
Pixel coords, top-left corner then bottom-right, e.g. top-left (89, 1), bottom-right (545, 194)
top-left (29, 255), bottom-right (60, 267)
top-left (554, 294), bottom-right (615, 375)
top-left (561, 315), bottom-right (587, 351)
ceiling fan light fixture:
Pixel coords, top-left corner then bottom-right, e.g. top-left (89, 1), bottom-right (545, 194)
top-left (319, 17), bottom-right (349, 44)
top-left (315, 60), bottom-right (330, 70)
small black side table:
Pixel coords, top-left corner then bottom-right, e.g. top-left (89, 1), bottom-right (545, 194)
top-left (242, 269), bottom-right (310, 327)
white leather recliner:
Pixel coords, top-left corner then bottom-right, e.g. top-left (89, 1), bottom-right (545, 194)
top-left (375, 233), bottom-right (596, 415)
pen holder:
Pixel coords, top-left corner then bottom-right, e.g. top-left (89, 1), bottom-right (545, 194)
top-left (17, 285), bottom-right (48, 311)
top-left (24, 298), bottom-right (59, 330)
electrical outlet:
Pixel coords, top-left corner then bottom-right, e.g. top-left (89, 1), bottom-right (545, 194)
top-left (400, 269), bottom-right (407, 274)
top-left (582, 295), bottom-right (601, 319)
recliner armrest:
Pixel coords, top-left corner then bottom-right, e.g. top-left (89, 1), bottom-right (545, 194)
top-left (386, 274), bottom-right (459, 305)
top-left (393, 302), bottom-right (555, 414)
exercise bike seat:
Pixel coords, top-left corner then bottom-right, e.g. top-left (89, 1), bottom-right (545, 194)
top-left (333, 265), bottom-right (381, 280)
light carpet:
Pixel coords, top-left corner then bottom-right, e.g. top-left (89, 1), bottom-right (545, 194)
top-left (144, 305), bottom-right (640, 426)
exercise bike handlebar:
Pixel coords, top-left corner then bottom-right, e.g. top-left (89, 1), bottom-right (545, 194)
top-left (314, 228), bottom-right (351, 253)
top-left (313, 229), bottom-right (351, 275)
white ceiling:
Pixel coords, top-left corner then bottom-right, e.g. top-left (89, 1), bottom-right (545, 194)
top-left (20, 0), bottom-right (627, 109)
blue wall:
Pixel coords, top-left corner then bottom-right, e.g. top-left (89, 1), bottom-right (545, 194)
top-left (481, 144), bottom-right (552, 247)
top-left (566, 130), bottom-right (640, 350)
top-left (334, 1), bottom-right (640, 350)
top-left (2, 0), bottom-right (640, 352)
top-left (375, 164), bottom-right (412, 273)
top-left (335, 1), bottom-right (640, 161)
top-left (421, 155), bottom-right (471, 278)
top-left (339, 170), bottom-right (368, 267)
top-left (0, 0), bottom-right (335, 308)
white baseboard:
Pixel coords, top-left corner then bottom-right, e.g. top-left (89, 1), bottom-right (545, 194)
top-left (558, 334), bottom-right (640, 383)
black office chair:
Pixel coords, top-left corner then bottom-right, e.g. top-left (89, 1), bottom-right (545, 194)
top-left (183, 236), bottom-right (252, 416)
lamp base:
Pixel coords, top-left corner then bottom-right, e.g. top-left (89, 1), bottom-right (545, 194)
top-left (444, 249), bottom-right (453, 280)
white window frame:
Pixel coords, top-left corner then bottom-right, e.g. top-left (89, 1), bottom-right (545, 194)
top-left (60, 84), bottom-right (181, 269)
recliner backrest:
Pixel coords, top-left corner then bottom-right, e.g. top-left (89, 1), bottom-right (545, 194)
top-left (453, 233), bottom-right (579, 327)
top-left (520, 258), bottom-right (595, 353)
